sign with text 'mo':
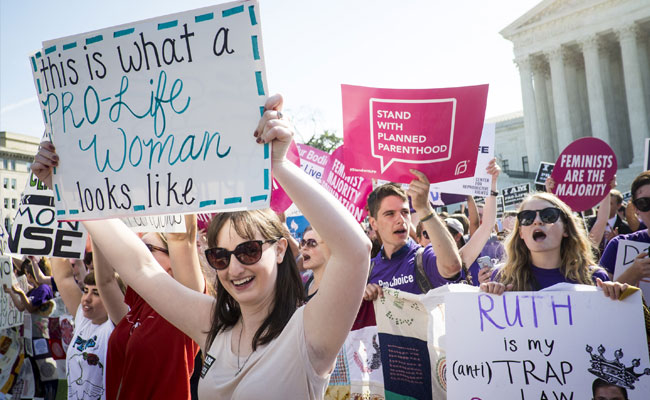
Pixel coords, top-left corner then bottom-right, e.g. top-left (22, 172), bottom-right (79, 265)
top-left (550, 138), bottom-right (616, 212)
top-left (30, 0), bottom-right (269, 220)
top-left (341, 84), bottom-right (488, 184)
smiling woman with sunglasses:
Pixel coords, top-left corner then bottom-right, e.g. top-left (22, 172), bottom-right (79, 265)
top-left (483, 192), bottom-right (627, 299)
top-left (31, 94), bottom-right (371, 399)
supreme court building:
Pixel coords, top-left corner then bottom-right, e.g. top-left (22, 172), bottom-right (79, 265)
top-left (495, 0), bottom-right (650, 188)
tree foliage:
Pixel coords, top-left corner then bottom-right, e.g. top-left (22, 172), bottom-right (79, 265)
top-left (305, 130), bottom-right (342, 154)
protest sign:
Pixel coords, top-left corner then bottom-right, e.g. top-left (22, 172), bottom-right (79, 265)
top-left (551, 137), bottom-right (617, 212)
top-left (8, 173), bottom-right (87, 258)
top-left (286, 215), bottom-right (309, 241)
top-left (0, 209), bottom-right (9, 256)
top-left (297, 143), bottom-right (330, 184)
top-left (534, 162), bottom-right (554, 186)
top-left (196, 212), bottom-right (215, 233)
top-left (269, 140), bottom-right (301, 213)
top-left (121, 214), bottom-right (185, 233)
top-left (429, 123), bottom-right (495, 197)
top-left (496, 195), bottom-right (505, 218)
top-left (501, 182), bottom-right (530, 208)
top-left (446, 286), bottom-right (650, 399)
top-left (0, 255), bottom-right (24, 330)
top-left (623, 191), bottom-right (632, 203)
top-left (0, 328), bottom-right (25, 393)
top-left (341, 84), bottom-right (488, 184)
top-left (614, 239), bottom-right (650, 300)
top-left (321, 146), bottom-right (373, 223)
top-left (30, 1), bottom-right (269, 220)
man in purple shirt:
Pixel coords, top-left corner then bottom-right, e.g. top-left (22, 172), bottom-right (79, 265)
top-left (600, 171), bottom-right (650, 284)
top-left (363, 170), bottom-right (462, 299)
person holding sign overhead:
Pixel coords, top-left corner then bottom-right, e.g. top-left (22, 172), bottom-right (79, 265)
top-left (31, 94), bottom-right (372, 399)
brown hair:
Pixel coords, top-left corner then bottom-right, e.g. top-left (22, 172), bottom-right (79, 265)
top-left (366, 183), bottom-right (407, 219)
top-left (205, 209), bottom-right (303, 350)
top-left (631, 171), bottom-right (650, 200)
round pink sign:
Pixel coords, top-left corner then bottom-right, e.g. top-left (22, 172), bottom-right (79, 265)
top-left (550, 137), bottom-right (617, 212)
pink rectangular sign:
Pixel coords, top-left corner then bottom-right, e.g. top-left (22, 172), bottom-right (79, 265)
top-left (342, 84), bottom-right (488, 184)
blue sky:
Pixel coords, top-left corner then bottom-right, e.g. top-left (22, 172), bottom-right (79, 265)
top-left (0, 0), bottom-right (541, 141)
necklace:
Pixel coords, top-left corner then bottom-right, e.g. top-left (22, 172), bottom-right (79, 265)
top-left (235, 322), bottom-right (254, 376)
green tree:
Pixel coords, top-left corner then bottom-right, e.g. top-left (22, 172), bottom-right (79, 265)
top-left (305, 130), bottom-right (342, 153)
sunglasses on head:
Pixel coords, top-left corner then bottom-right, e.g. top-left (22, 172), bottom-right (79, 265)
top-left (633, 197), bottom-right (650, 212)
top-left (300, 238), bottom-right (318, 248)
top-left (145, 243), bottom-right (169, 255)
top-left (204, 239), bottom-right (278, 271)
top-left (517, 207), bottom-right (563, 226)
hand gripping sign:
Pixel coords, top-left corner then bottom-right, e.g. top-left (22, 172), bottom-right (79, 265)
top-left (550, 137), bottom-right (617, 212)
top-left (342, 84), bottom-right (488, 184)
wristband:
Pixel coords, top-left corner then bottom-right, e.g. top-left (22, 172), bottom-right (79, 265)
top-left (420, 211), bottom-right (435, 222)
top-left (490, 190), bottom-right (499, 197)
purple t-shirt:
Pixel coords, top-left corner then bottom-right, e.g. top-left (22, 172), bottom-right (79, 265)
top-left (493, 264), bottom-right (610, 290)
top-left (368, 239), bottom-right (458, 294)
top-left (27, 284), bottom-right (54, 307)
top-left (600, 229), bottom-right (650, 275)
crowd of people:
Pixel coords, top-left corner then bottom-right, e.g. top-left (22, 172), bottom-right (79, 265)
top-left (1, 93), bottom-right (648, 399)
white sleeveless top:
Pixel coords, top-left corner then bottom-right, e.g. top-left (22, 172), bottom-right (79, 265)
top-left (198, 306), bottom-right (330, 399)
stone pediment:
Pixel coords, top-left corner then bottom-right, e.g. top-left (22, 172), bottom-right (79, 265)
top-left (501, 0), bottom-right (607, 38)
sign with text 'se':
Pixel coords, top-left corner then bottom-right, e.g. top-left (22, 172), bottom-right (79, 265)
top-left (341, 84), bottom-right (488, 185)
top-left (30, 1), bottom-right (269, 220)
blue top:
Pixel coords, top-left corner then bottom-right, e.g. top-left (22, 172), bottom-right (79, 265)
top-left (600, 229), bottom-right (650, 275)
top-left (368, 238), bottom-right (459, 294)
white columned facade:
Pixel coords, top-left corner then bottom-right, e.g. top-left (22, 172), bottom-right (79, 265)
top-left (516, 57), bottom-right (541, 169)
top-left (580, 35), bottom-right (610, 143)
top-left (532, 61), bottom-right (554, 163)
top-left (547, 47), bottom-right (574, 152)
top-left (618, 24), bottom-right (650, 165)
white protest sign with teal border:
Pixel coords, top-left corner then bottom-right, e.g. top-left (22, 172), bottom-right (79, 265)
top-left (30, 0), bottom-right (270, 220)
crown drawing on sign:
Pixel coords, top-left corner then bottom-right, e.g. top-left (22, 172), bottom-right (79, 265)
top-left (586, 344), bottom-right (650, 389)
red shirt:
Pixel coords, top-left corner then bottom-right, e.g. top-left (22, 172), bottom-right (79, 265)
top-left (106, 287), bottom-right (199, 399)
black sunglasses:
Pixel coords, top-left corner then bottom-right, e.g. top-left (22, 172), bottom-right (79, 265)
top-left (204, 239), bottom-right (278, 271)
top-left (633, 197), bottom-right (650, 212)
top-left (145, 243), bottom-right (169, 255)
top-left (300, 238), bottom-right (318, 248)
top-left (517, 207), bottom-right (563, 226)
top-left (423, 231), bottom-right (429, 240)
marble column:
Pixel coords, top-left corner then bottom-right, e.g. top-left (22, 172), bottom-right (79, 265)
top-left (515, 56), bottom-right (540, 169)
top-left (547, 46), bottom-right (574, 152)
top-left (532, 58), bottom-right (554, 162)
top-left (617, 24), bottom-right (649, 166)
top-left (580, 35), bottom-right (610, 144)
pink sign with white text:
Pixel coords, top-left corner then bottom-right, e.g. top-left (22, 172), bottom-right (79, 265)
top-left (321, 146), bottom-right (373, 223)
top-left (550, 137), bottom-right (617, 212)
top-left (297, 144), bottom-right (330, 183)
top-left (270, 140), bottom-right (301, 214)
top-left (341, 84), bottom-right (488, 184)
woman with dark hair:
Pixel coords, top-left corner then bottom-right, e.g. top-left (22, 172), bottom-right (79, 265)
top-left (300, 226), bottom-right (331, 302)
top-left (31, 94), bottom-right (372, 399)
top-left (482, 192), bottom-right (627, 298)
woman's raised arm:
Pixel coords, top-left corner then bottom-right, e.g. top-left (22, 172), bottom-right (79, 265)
top-left (256, 94), bottom-right (372, 376)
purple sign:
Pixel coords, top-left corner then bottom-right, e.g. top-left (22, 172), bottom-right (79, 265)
top-left (550, 137), bottom-right (616, 212)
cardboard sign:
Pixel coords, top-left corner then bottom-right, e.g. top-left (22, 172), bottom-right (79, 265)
top-left (341, 84), bottom-right (488, 184)
top-left (614, 239), bottom-right (650, 300)
top-left (429, 123), bottom-right (495, 197)
top-left (501, 183), bottom-right (530, 208)
top-left (551, 138), bottom-right (617, 212)
top-left (496, 195), bottom-right (505, 219)
top-left (8, 173), bottom-right (87, 257)
top-left (534, 162), bottom-right (554, 186)
top-left (121, 214), bottom-right (186, 233)
top-left (446, 287), bottom-right (650, 399)
top-left (297, 143), bottom-right (330, 184)
top-left (30, 1), bottom-right (269, 220)
top-left (0, 255), bottom-right (24, 330)
top-left (321, 146), bottom-right (373, 223)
